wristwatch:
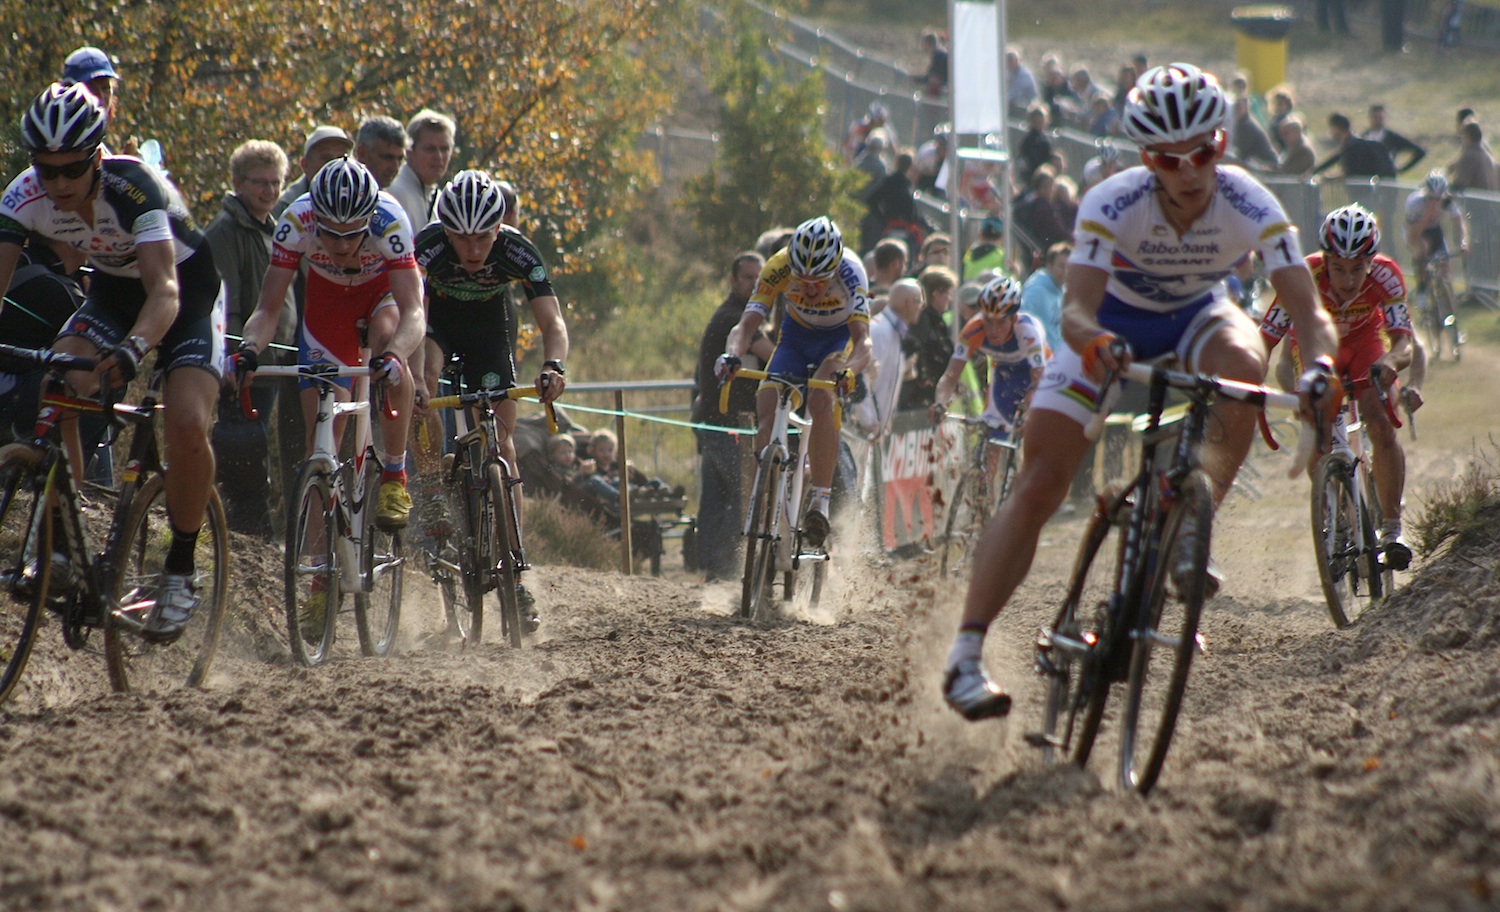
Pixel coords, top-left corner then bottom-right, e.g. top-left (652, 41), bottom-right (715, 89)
top-left (543, 359), bottom-right (566, 376)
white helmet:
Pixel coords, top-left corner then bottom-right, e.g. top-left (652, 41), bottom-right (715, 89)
top-left (787, 216), bottom-right (844, 279)
top-left (21, 82), bottom-right (107, 154)
top-left (1122, 63), bottom-right (1228, 147)
top-left (978, 275), bottom-right (1023, 318)
top-left (1319, 205), bottom-right (1381, 258)
top-left (436, 170), bottom-right (506, 234)
top-left (310, 157), bottom-right (379, 224)
top-left (1422, 170), bottom-right (1450, 198)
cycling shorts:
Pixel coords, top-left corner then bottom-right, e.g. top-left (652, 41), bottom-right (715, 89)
top-left (983, 363), bottom-right (1032, 441)
top-left (57, 251), bottom-right (227, 379)
top-left (426, 294), bottom-right (517, 392)
top-left (299, 270), bottom-right (398, 390)
top-left (1421, 226), bottom-right (1449, 262)
top-left (1030, 291), bottom-right (1252, 427)
top-left (1287, 323), bottom-right (1389, 392)
top-left (763, 318), bottom-right (852, 386)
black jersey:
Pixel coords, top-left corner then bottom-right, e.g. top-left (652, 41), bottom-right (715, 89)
top-left (414, 222), bottom-right (556, 303)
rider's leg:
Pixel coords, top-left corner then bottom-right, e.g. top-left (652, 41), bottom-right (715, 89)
top-left (160, 367), bottom-right (218, 540)
top-left (753, 385), bottom-right (777, 456)
top-left (48, 335), bottom-right (103, 486)
top-left (369, 307), bottom-right (414, 478)
top-left (1359, 384), bottom-right (1408, 554)
top-left (1189, 319), bottom-right (1269, 505)
top-left (805, 387), bottom-right (838, 489)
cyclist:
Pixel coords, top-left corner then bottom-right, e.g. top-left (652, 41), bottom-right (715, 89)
top-left (929, 275), bottom-right (1045, 474)
top-left (235, 156), bottom-right (426, 530)
top-left (1404, 170), bottom-right (1469, 340)
top-left (413, 169), bottom-right (569, 626)
top-left (0, 83), bottom-right (227, 643)
top-left (940, 63), bottom-right (1339, 721)
top-left (716, 216), bottom-right (874, 548)
top-left (1259, 204), bottom-right (1415, 569)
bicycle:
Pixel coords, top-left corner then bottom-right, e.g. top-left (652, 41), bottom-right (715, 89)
top-left (248, 363), bottom-right (404, 666)
top-left (0, 343), bottom-right (229, 704)
top-left (937, 412), bottom-right (1021, 578)
top-left (1026, 358), bottom-right (1309, 794)
top-left (425, 368), bottom-right (557, 649)
top-left (1311, 373), bottom-right (1403, 628)
top-left (1417, 251), bottom-right (1463, 362)
top-left (719, 367), bottom-right (842, 620)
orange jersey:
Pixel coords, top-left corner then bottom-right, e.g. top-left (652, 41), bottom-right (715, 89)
top-left (1260, 252), bottom-right (1412, 351)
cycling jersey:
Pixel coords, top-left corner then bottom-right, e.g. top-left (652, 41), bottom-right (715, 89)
top-left (1404, 191), bottom-right (1463, 257)
top-left (271, 192), bottom-right (417, 382)
top-left (1261, 252), bottom-right (1411, 386)
top-left (952, 311), bottom-right (1046, 435)
top-left (414, 222), bottom-right (557, 391)
top-left (747, 248), bottom-right (871, 330)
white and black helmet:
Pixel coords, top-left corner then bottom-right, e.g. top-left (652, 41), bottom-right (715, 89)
top-left (436, 170), bottom-right (507, 234)
top-left (1121, 63), bottom-right (1228, 147)
top-left (787, 216), bottom-right (845, 278)
top-left (310, 156), bottom-right (379, 224)
top-left (1422, 169), bottom-right (1450, 198)
top-left (978, 275), bottom-right (1023, 318)
top-left (1319, 204), bottom-right (1381, 258)
top-left (20, 82), bottom-right (107, 154)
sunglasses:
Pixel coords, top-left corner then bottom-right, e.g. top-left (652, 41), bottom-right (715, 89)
top-left (1143, 133), bottom-right (1224, 172)
top-left (316, 221), bottom-right (370, 240)
top-left (32, 157), bottom-right (96, 181)
top-left (794, 273), bottom-right (832, 285)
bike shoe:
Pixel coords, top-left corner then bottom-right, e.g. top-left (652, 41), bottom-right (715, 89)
top-left (517, 583), bottom-right (540, 632)
top-left (10, 552), bottom-right (74, 604)
top-left (377, 479), bottom-right (413, 529)
top-left (943, 660), bottom-right (1013, 721)
top-left (1379, 528), bottom-right (1413, 571)
top-left (802, 508), bottom-right (831, 549)
top-left (142, 573), bottom-right (200, 644)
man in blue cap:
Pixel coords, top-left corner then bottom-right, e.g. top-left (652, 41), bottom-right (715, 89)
top-left (61, 46), bottom-right (120, 120)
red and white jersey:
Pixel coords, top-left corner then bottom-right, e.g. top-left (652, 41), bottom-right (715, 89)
top-left (1260, 252), bottom-right (1412, 350)
top-left (270, 191), bottom-right (418, 286)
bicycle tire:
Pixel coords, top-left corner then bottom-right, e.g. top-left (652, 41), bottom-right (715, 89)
top-left (739, 459), bottom-right (774, 619)
top-left (1428, 279), bottom-right (1453, 360)
top-left (1312, 455), bottom-right (1378, 628)
top-left (1043, 492), bottom-right (1126, 770)
top-left (1118, 469), bottom-right (1212, 794)
top-left (286, 464), bottom-right (340, 666)
top-left (938, 473), bottom-right (970, 579)
top-left (0, 446), bottom-right (48, 706)
top-left (355, 456), bottom-right (403, 657)
top-left (994, 443), bottom-right (1019, 508)
top-left (105, 476), bottom-right (230, 693)
top-left (487, 463), bottom-right (523, 648)
top-left (447, 462), bottom-right (484, 644)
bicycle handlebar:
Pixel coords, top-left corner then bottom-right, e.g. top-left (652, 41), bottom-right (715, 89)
top-left (242, 364), bottom-right (392, 421)
top-left (716, 368), bottom-right (841, 415)
top-left (427, 385), bottom-right (559, 435)
top-left (0, 342), bottom-right (95, 376)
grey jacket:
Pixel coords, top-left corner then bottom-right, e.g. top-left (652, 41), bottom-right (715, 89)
top-left (203, 194), bottom-right (296, 347)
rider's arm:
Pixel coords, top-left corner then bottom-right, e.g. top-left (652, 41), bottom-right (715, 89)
top-left (1452, 202), bottom-right (1470, 252)
top-left (385, 266), bottom-right (427, 359)
top-left (1405, 334), bottom-right (1428, 409)
top-left (1267, 264), bottom-right (1338, 367)
top-left (529, 293), bottom-right (569, 402)
top-left (122, 238), bottom-right (181, 350)
top-left (932, 355), bottom-right (966, 409)
top-left (842, 318), bottom-right (874, 376)
top-left (725, 309), bottom-right (766, 359)
top-left (1060, 262), bottom-right (1114, 374)
top-left (1380, 331), bottom-right (1414, 377)
top-left (240, 263), bottom-right (297, 354)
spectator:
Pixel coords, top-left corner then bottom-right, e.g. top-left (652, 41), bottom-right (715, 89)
top-left (859, 152), bottom-right (930, 254)
top-left (915, 29), bottom-right (949, 96)
top-left (1230, 95), bottom-right (1278, 169)
top-left (1011, 166), bottom-right (1070, 275)
top-left (868, 237), bottom-right (909, 298)
top-left (1021, 242), bottom-right (1069, 352)
top-left (578, 429), bottom-right (651, 506)
top-left (203, 140), bottom-right (294, 537)
top-left (898, 265), bottom-right (959, 412)
top-left (1363, 103), bottom-right (1427, 173)
top-left (1066, 68), bottom-right (1099, 127)
top-left (1313, 113), bottom-right (1397, 179)
top-left (354, 115), bottom-right (408, 188)
top-left (1272, 115), bottom-right (1317, 176)
top-left (844, 102), bottom-right (894, 162)
top-left (1267, 87), bottom-right (1297, 152)
top-left (1381, 0), bottom-right (1407, 52)
top-left (1449, 120), bottom-right (1499, 192)
top-left (388, 109), bottom-right (456, 229)
top-left (1005, 47), bottom-right (1039, 117)
top-left (857, 278), bottom-right (922, 438)
top-left (1052, 176), bottom-right (1079, 233)
top-left (854, 132), bottom-right (890, 182)
top-left (1440, 0), bottom-right (1464, 53)
top-left (913, 128), bottom-right (948, 195)
top-left (273, 125), bottom-right (353, 217)
top-left (962, 216), bottom-right (1006, 281)
top-left (1110, 64), bottom-right (1139, 114)
top-left (1316, 0), bottom-right (1351, 33)
top-left (1086, 92), bottom-right (1119, 138)
top-left (1229, 74), bottom-right (1269, 128)
top-left (690, 252), bottom-right (772, 582)
top-left (1039, 56), bottom-right (1080, 128)
top-left (1081, 138), bottom-right (1124, 196)
top-left (1017, 104), bottom-right (1053, 186)
top-left (60, 47), bottom-right (120, 122)
top-left (520, 433), bottom-right (586, 501)
top-left (915, 232), bottom-right (952, 275)
top-left (1131, 52), bottom-right (1149, 74)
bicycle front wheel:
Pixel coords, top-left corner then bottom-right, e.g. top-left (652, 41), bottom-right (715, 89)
top-left (1312, 455), bottom-right (1379, 628)
top-left (105, 476), bottom-right (230, 694)
top-left (1118, 470), bottom-right (1212, 794)
top-left (286, 465), bottom-right (340, 666)
top-left (994, 442), bottom-right (1020, 508)
top-left (740, 459), bottom-right (779, 620)
top-left (938, 472), bottom-right (973, 579)
top-left (355, 457), bottom-right (403, 657)
top-left (444, 465), bottom-right (484, 644)
top-left (0, 445), bottom-right (48, 706)
top-left (486, 463), bottom-right (523, 648)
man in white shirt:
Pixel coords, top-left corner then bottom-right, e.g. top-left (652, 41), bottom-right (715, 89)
top-left (387, 109), bottom-right (457, 230)
top-left (858, 278), bottom-right (923, 437)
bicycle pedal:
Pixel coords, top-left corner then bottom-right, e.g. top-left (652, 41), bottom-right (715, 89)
top-left (1023, 731), bottom-right (1063, 749)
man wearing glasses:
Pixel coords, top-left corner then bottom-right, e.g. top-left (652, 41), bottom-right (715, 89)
top-left (939, 63), bottom-right (1340, 721)
top-left (715, 216), bottom-right (873, 548)
top-left (235, 156), bottom-right (425, 529)
top-left (0, 83), bottom-right (228, 643)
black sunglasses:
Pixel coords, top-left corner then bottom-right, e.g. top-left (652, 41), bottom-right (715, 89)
top-left (32, 157), bottom-right (96, 181)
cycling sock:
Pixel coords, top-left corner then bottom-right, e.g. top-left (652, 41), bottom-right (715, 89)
top-left (380, 452), bottom-right (407, 484)
top-left (164, 525), bottom-right (199, 575)
top-left (808, 486), bottom-right (832, 515)
top-left (947, 628), bottom-right (986, 669)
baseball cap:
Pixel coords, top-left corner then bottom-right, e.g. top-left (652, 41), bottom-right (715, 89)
top-left (302, 125), bottom-right (354, 159)
top-left (979, 216), bottom-right (1004, 238)
top-left (62, 46), bottom-right (119, 84)
top-left (957, 281), bottom-right (984, 310)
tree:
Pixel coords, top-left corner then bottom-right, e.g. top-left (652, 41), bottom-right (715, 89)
top-left (680, 7), bottom-right (862, 265)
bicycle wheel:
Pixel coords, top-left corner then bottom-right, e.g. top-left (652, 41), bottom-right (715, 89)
top-left (1118, 470), bottom-right (1212, 794)
top-left (445, 465), bottom-right (484, 644)
top-left (994, 442), bottom-right (1019, 507)
top-left (1426, 281), bottom-right (1451, 360)
top-left (105, 476), bottom-right (230, 693)
top-left (1443, 282), bottom-right (1463, 362)
top-left (1312, 455), bottom-right (1379, 628)
top-left (739, 459), bottom-right (780, 619)
top-left (0, 446), bottom-right (48, 706)
top-left (938, 472), bottom-right (971, 579)
top-left (1037, 489), bottom-right (1126, 769)
top-left (355, 457), bottom-right (403, 657)
top-left (486, 463), bottom-right (523, 648)
top-left (286, 464), bottom-right (340, 666)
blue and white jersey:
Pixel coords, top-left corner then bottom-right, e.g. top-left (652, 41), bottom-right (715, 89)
top-left (1069, 165), bottom-right (1302, 313)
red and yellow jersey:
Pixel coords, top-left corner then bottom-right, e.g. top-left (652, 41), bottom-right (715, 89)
top-left (746, 248), bottom-right (871, 330)
top-left (1260, 252), bottom-right (1412, 351)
